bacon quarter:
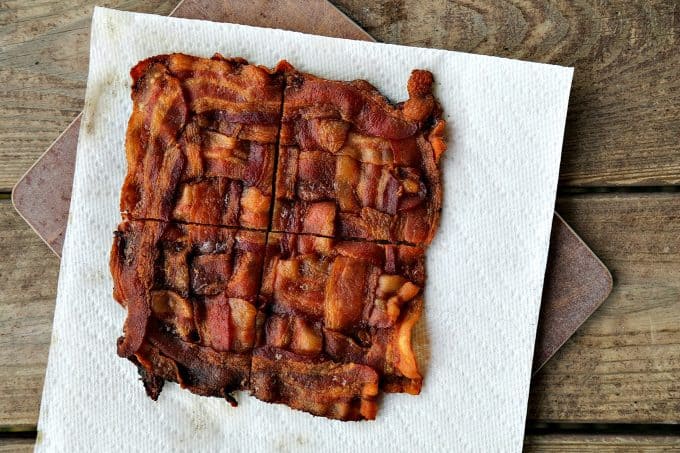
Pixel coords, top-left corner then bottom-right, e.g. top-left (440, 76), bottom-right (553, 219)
top-left (110, 220), bottom-right (266, 402)
top-left (120, 54), bottom-right (283, 229)
top-left (258, 232), bottom-right (426, 399)
top-left (273, 65), bottom-right (446, 245)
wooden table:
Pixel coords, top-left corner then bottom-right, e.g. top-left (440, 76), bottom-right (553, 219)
top-left (1, 1), bottom-right (678, 450)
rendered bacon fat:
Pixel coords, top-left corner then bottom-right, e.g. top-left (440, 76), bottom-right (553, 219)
top-left (121, 54), bottom-right (283, 229)
top-left (110, 220), bottom-right (265, 401)
top-left (273, 64), bottom-right (446, 244)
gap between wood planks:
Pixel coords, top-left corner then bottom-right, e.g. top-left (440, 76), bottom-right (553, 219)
top-left (3, 422), bottom-right (680, 439)
top-left (558, 186), bottom-right (680, 195)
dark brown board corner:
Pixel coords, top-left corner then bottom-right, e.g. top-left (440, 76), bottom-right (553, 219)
top-left (532, 213), bottom-right (613, 375)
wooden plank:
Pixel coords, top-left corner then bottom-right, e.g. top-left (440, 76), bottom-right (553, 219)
top-left (333, 0), bottom-right (680, 186)
top-left (1, 194), bottom-right (678, 426)
top-left (0, 200), bottom-right (59, 429)
top-left (528, 193), bottom-right (680, 422)
top-left (1, 1), bottom-right (678, 191)
top-left (0, 0), bottom-right (177, 192)
top-left (524, 435), bottom-right (680, 452)
top-left (0, 439), bottom-right (34, 453)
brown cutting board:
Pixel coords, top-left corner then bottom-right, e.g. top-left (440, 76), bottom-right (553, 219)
top-left (10, 0), bottom-right (612, 374)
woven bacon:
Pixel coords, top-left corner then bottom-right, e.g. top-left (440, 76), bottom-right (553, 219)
top-left (111, 53), bottom-right (446, 421)
top-left (120, 54), bottom-right (282, 229)
top-left (273, 64), bottom-right (446, 244)
top-left (256, 233), bottom-right (425, 407)
top-left (110, 220), bottom-right (265, 401)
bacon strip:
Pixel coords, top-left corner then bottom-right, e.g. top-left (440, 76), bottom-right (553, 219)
top-left (284, 77), bottom-right (418, 139)
top-left (111, 220), bottom-right (165, 358)
top-left (251, 347), bottom-right (379, 421)
top-left (146, 322), bottom-right (250, 399)
top-left (131, 321), bottom-right (253, 403)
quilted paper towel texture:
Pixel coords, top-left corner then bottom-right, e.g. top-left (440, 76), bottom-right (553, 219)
top-left (36, 7), bottom-right (573, 452)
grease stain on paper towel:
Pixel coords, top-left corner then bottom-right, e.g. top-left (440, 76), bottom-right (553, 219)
top-left (83, 74), bottom-right (116, 136)
top-left (276, 434), bottom-right (308, 452)
top-left (103, 14), bottom-right (118, 40)
top-left (188, 403), bottom-right (219, 439)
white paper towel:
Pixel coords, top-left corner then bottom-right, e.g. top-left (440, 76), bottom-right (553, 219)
top-left (36, 7), bottom-right (573, 452)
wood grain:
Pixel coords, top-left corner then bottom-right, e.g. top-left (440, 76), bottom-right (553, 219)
top-left (528, 193), bottom-right (680, 422)
top-left (0, 439), bottom-right (34, 453)
top-left (0, 194), bottom-right (678, 427)
top-left (0, 0), bottom-right (177, 192)
top-left (1, 1), bottom-right (678, 190)
top-left (333, 0), bottom-right (680, 186)
top-left (0, 200), bottom-right (58, 429)
top-left (524, 435), bottom-right (680, 452)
